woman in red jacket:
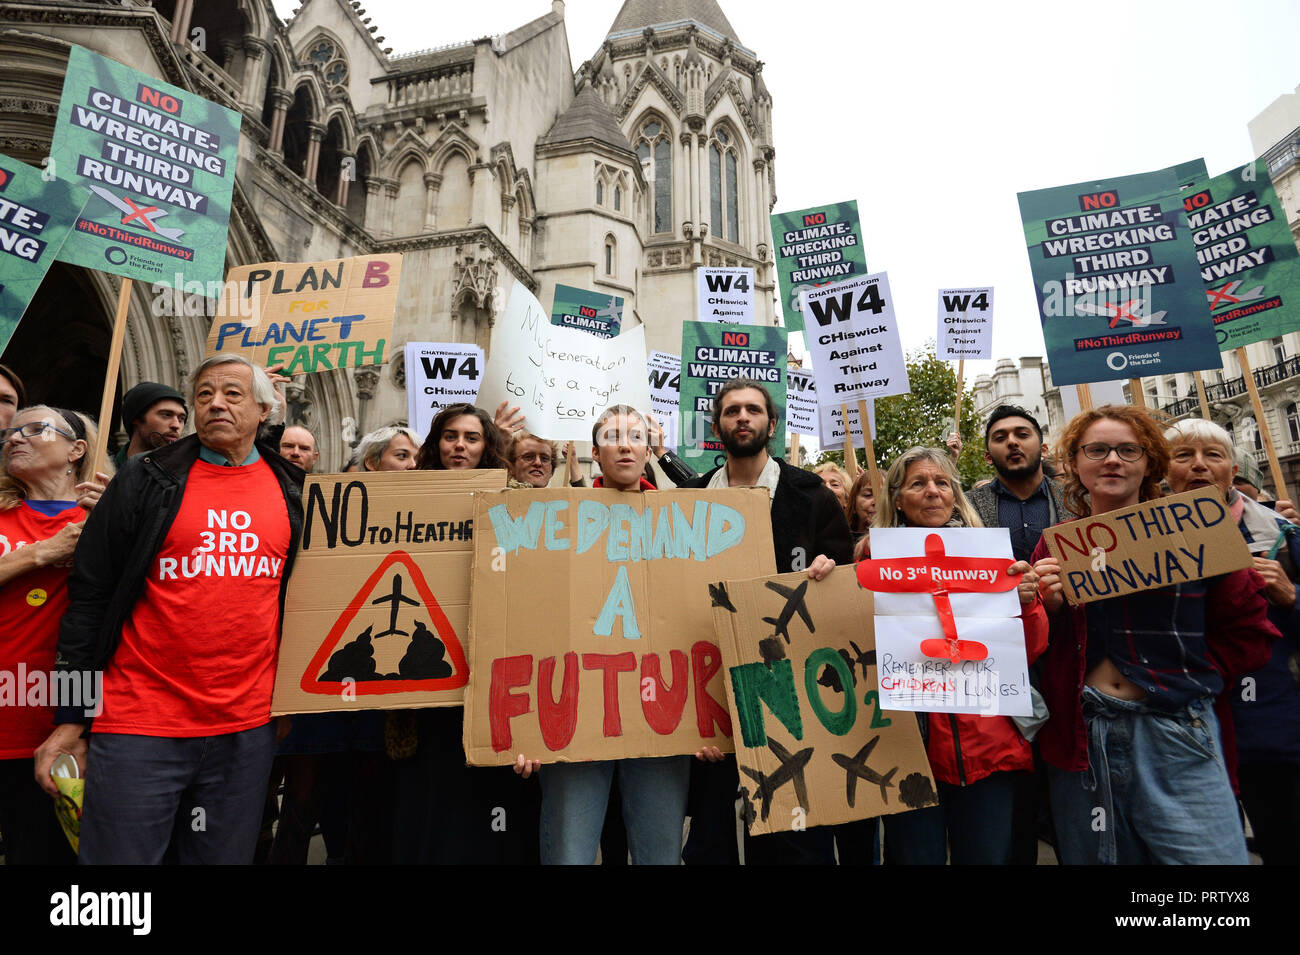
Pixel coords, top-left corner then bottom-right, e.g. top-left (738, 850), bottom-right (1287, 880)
top-left (873, 446), bottom-right (1047, 864)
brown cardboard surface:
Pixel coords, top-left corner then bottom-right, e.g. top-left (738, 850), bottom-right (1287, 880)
top-left (712, 566), bottom-right (938, 835)
top-left (271, 469), bottom-right (505, 715)
top-left (206, 254), bottom-right (402, 373)
top-left (1043, 488), bottom-right (1252, 606)
top-left (463, 487), bottom-right (775, 765)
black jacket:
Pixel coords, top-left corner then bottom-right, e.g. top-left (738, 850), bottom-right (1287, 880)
top-left (683, 456), bottom-right (853, 572)
top-left (54, 434), bottom-right (305, 724)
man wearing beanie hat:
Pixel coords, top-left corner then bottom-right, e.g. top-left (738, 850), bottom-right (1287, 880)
top-left (113, 381), bottom-right (187, 468)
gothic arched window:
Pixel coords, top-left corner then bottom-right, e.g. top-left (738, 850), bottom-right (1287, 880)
top-left (635, 117), bottom-right (672, 235)
top-left (709, 126), bottom-right (740, 244)
top-left (596, 178), bottom-right (603, 205)
top-left (605, 234), bottom-right (616, 276)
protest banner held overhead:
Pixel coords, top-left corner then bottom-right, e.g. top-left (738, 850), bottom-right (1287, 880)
top-left (802, 272), bottom-right (909, 405)
top-left (50, 45), bottom-right (240, 288)
top-left (1183, 159), bottom-right (1300, 350)
top-left (463, 487), bottom-right (776, 764)
top-left (1042, 488), bottom-right (1253, 606)
top-left (678, 321), bottom-right (787, 472)
top-left (697, 267), bottom-right (755, 324)
top-left (405, 342), bottom-right (484, 441)
top-left (480, 283), bottom-right (650, 442)
top-left (0, 156), bottom-right (88, 354)
top-left (1018, 161), bottom-right (1221, 385)
top-left (771, 200), bottom-right (868, 334)
top-left (712, 566), bottom-right (938, 835)
top-left (550, 283), bottom-right (623, 339)
top-left (937, 287), bottom-right (994, 361)
top-left (206, 254), bottom-right (402, 374)
top-left (859, 528), bottom-right (1032, 716)
top-left (271, 469), bottom-right (506, 715)
top-left (647, 350), bottom-right (681, 450)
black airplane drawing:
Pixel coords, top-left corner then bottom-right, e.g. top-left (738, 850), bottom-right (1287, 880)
top-left (831, 735), bottom-right (897, 807)
top-left (371, 574), bottom-right (419, 638)
top-left (708, 581), bottom-right (736, 612)
top-left (849, 640), bottom-right (875, 680)
top-left (739, 738), bottom-right (814, 821)
top-left (762, 579), bottom-right (813, 643)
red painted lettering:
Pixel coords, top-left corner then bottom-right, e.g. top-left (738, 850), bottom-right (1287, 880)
top-left (721, 331), bottom-right (749, 346)
top-left (488, 654), bottom-right (533, 752)
top-left (537, 653), bottom-right (580, 750)
top-left (640, 650), bottom-right (688, 735)
top-left (582, 652), bottom-right (637, 737)
top-left (691, 641), bottom-right (732, 738)
top-left (361, 259), bottom-right (390, 288)
top-left (138, 84), bottom-right (181, 114)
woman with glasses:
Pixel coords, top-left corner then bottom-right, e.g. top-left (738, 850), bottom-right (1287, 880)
top-left (1031, 406), bottom-right (1276, 864)
top-left (0, 407), bottom-right (108, 864)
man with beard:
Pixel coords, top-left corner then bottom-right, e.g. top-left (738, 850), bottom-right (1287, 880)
top-left (112, 382), bottom-right (188, 468)
top-left (967, 404), bottom-right (1063, 866)
top-left (968, 405), bottom-right (1063, 563)
top-left (681, 378), bottom-right (856, 865)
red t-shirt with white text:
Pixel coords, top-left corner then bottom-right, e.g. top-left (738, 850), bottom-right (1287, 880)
top-left (0, 502), bottom-right (83, 758)
top-left (96, 458), bottom-right (290, 736)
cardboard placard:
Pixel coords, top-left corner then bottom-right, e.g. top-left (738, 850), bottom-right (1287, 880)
top-left (802, 272), bottom-right (909, 406)
top-left (862, 528), bottom-right (1031, 716)
top-left (711, 566), bottom-right (938, 835)
top-left (404, 341), bottom-right (484, 441)
top-left (770, 200), bottom-right (868, 334)
top-left (207, 254), bottom-right (402, 374)
top-left (937, 287), bottom-right (994, 360)
top-left (1017, 160), bottom-right (1221, 385)
top-left (51, 45), bottom-right (240, 288)
top-left (271, 469), bottom-right (506, 715)
top-left (0, 155), bottom-right (89, 354)
top-left (463, 487), bottom-right (776, 765)
top-left (550, 283), bottom-right (623, 339)
top-left (697, 267), bottom-right (754, 324)
top-left (480, 283), bottom-right (651, 442)
top-left (1042, 488), bottom-right (1252, 606)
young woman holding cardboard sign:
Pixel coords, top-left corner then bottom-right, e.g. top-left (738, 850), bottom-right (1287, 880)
top-left (512, 404), bottom-right (693, 865)
top-left (872, 446), bottom-right (1047, 865)
top-left (1031, 406), bottom-right (1276, 865)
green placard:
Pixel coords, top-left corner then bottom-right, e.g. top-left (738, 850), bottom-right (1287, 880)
top-left (0, 156), bottom-right (89, 355)
top-left (678, 321), bottom-right (787, 473)
top-left (1017, 162), bottom-right (1221, 386)
top-left (770, 200), bottom-right (868, 335)
top-left (1182, 159), bottom-right (1300, 350)
top-left (550, 283), bottom-right (623, 339)
top-left (50, 45), bottom-right (240, 288)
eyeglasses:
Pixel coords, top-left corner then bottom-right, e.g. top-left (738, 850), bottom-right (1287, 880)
top-left (518, 452), bottom-right (553, 466)
top-left (1, 421), bottom-right (75, 442)
top-left (1079, 442), bottom-right (1145, 462)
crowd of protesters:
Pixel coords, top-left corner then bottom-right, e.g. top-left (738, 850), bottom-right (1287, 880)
top-left (0, 353), bottom-right (1295, 865)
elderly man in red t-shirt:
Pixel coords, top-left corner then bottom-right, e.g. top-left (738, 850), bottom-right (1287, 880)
top-left (33, 354), bottom-right (305, 864)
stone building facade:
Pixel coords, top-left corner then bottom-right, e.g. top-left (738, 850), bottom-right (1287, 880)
top-left (0, 0), bottom-right (777, 471)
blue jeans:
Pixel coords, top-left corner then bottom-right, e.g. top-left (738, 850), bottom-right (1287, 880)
top-left (79, 723), bottom-right (277, 864)
top-left (883, 771), bottom-right (1019, 864)
top-left (540, 756), bottom-right (690, 865)
top-left (1048, 687), bottom-right (1248, 865)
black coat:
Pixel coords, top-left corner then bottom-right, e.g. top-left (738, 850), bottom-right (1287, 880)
top-left (54, 433), bottom-right (304, 724)
top-left (683, 456), bottom-right (853, 572)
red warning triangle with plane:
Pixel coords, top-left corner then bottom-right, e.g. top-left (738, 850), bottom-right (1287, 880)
top-left (300, 550), bottom-right (469, 696)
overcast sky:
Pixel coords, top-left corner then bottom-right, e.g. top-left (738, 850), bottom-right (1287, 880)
top-left (275, 0), bottom-right (1300, 384)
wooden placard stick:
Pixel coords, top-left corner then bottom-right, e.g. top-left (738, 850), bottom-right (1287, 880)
top-left (840, 402), bottom-right (861, 482)
top-left (1193, 370), bottom-right (1212, 420)
top-left (857, 397), bottom-right (882, 498)
top-left (1130, 378), bottom-right (1146, 409)
top-left (1236, 347), bottom-right (1291, 501)
top-left (1078, 382), bottom-right (1093, 412)
top-left (788, 431), bottom-right (801, 466)
top-left (92, 277), bottom-right (133, 477)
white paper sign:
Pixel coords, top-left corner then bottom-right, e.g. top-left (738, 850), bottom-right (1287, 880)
top-left (876, 616), bottom-right (1032, 715)
top-left (481, 283), bottom-right (651, 442)
top-left (696, 267), bottom-right (755, 324)
top-left (818, 400), bottom-right (876, 451)
top-left (404, 341), bottom-right (484, 440)
top-left (647, 350), bottom-right (681, 449)
top-left (866, 527), bottom-right (1030, 716)
top-left (937, 287), bottom-right (994, 360)
top-left (786, 367), bottom-right (818, 437)
top-left (802, 272), bottom-right (909, 407)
